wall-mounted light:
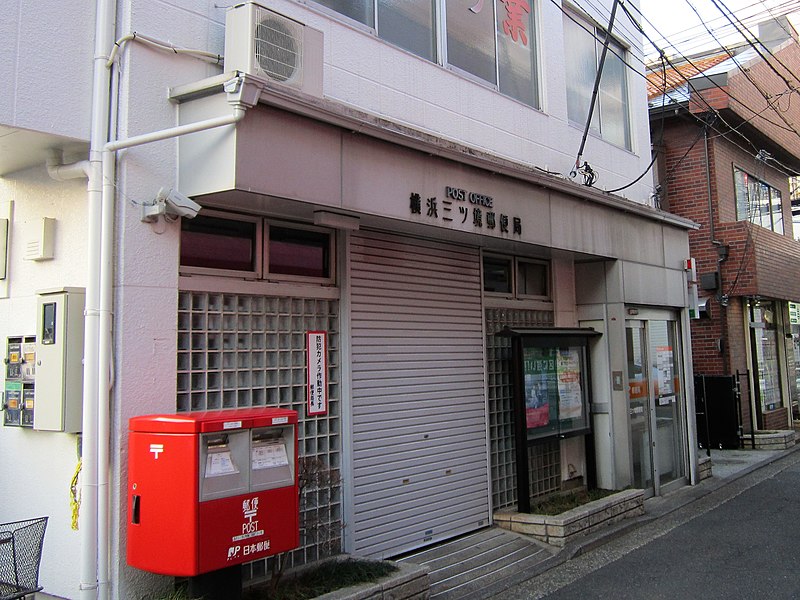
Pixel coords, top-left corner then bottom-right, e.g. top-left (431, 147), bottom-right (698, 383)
top-left (313, 211), bottom-right (360, 231)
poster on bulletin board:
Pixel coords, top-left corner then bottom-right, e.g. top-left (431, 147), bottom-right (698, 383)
top-left (516, 336), bottom-right (594, 443)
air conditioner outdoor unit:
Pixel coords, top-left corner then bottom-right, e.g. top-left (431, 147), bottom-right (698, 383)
top-left (225, 2), bottom-right (323, 98)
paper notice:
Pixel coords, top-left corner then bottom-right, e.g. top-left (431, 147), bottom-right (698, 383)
top-left (205, 450), bottom-right (239, 477)
top-left (252, 442), bottom-right (290, 470)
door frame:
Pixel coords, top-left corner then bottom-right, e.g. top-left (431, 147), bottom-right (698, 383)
top-left (626, 309), bottom-right (688, 497)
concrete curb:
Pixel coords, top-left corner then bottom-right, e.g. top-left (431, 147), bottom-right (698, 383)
top-left (566, 444), bottom-right (800, 559)
top-left (477, 445), bottom-right (800, 599)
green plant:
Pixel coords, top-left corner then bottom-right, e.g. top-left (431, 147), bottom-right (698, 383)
top-left (530, 488), bottom-right (619, 515)
top-left (243, 558), bottom-right (397, 600)
top-left (151, 587), bottom-right (193, 600)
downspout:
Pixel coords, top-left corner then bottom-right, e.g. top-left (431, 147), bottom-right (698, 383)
top-left (96, 78), bottom-right (257, 599)
top-left (703, 125), bottom-right (728, 307)
top-left (48, 24), bottom-right (256, 600)
top-left (45, 0), bottom-right (116, 598)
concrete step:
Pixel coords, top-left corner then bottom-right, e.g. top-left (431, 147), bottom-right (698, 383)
top-left (397, 527), bottom-right (555, 599)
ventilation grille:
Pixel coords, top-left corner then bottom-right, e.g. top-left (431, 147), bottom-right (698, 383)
top-left (253, 7), bottom-right (303, 85)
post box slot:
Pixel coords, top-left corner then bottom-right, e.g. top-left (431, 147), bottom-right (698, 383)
top-left (250, 425), bottom-right (295, 491)
top-left (199, 430), bottom-right (249, 501)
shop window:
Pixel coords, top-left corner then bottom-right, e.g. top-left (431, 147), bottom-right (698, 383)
top-left (181, 212), bottom-right (333, 284)
top-left (267, 225), bottom-right (332, 279)
top-left (378, 0), bottom-right (437, 61)
top-left (180, 213), bottom-right (261, 277)
top-left (312, 0), bottom-right (540, 108)
top-left (312, 0), bottom-right (373, 25)
top-left (497, 0), bottom-right (539, 106)
top-left (483, 255), bottom-right (513, 294)
top-left (483, 254), bottom-right (549, 299)
top-left (563, 11), bottom-right (631, 150)
top-left (734, 168), bottom-right (784, 234)
top-left (446, 0), bottom-right (497, 84)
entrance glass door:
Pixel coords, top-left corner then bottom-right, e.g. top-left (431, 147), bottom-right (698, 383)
top-left (626, 317), bottom-right (686, 495)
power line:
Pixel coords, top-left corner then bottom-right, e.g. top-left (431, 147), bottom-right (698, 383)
top-left (549, 0), bottom-right (798, 192)
top-left (712, 0), bottom-right (800, 88)
top-left (643, 0), bottom-right (800, 58)
top-left (629, 1), bottom-right (800, 148)
top-left (689, 0), bottom-right (800, 141)
top-left (621, 2), bottom-right (800, 194)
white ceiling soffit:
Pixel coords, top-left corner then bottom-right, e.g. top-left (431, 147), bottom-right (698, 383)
top-left (0, 125), bottom-right (88, 177)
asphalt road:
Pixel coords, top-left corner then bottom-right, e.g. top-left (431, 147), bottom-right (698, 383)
top-left (497, 451), bottom-right (800, 599)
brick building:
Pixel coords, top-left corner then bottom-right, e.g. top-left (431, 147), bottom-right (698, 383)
top-left (648, 19), bottom-right (800, 441)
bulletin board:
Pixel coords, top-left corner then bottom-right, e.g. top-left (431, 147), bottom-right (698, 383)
top-left (497, 326), bottom-right (599, 513)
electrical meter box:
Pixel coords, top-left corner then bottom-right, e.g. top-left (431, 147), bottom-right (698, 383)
top-left (34, 287), bottom-right (85, 432)
top-left (127, 408), bottom-right (299, 576)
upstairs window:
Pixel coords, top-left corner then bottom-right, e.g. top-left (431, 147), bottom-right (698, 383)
top-left (563, 11), bottom-right (631, 149)
top-left (734, 168), bottom-right (784, 234)
top-left (313, 0), bottom-right (539, 108)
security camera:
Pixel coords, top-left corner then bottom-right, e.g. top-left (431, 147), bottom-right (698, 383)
top-left (156, 188), bottom-right (201, 219)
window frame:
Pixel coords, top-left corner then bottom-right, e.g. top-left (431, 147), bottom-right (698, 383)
top-left (516, 257), bottom-right (550, 300)
top-left (733, 166), bottom-right (785, 234)
top-left (264, 220), bottom-right (336, 285)
top-left (179, 212), bottom-right (335, 286)
top-left (179, 210), bottom-right (262, 279)
top-left (563, 8), bottom-right (632, 150)
top-left (482, 253), bottom-right (550, 301)
top-left (482, 254), bottom-right (514, 297)
top-left (309, 0), bottom-right (541, 109)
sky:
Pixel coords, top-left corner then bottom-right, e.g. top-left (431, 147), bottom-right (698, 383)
top-left (639, 0), bottom-right (800, 59)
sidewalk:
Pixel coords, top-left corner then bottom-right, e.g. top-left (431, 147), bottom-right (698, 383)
top-left (34, 446), bottom-right (798, 600)
top-left (399, 444), bottom-right (800, 599)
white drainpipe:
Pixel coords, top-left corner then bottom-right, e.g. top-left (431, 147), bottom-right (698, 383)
top-left (70, 0), bottom-right (115, 598)
top-left (44, 2), bottom-right (259, 597)
top-left (97, 100), bottom-right (250, 600)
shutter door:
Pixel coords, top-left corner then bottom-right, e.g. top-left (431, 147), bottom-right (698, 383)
top-left (350, 231), bottom-right (489, 558)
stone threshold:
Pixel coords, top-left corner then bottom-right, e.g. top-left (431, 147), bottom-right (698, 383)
top-left (493, 489), bottom-right (645, 547)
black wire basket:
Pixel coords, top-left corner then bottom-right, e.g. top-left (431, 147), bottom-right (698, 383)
top-left (0, 517), bottom-right (48, 600)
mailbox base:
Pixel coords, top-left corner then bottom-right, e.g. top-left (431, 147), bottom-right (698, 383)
top-left (188, 564), bottom-right (242, 600)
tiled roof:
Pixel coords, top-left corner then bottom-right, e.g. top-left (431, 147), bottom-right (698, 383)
top-left (646, 52), bottom-right (730, 100)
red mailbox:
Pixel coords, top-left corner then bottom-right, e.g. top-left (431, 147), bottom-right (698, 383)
top-left (126, 408), bottom-right (299, 576)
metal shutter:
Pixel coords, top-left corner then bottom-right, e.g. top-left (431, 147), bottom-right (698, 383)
top-left (350, 231), bottom-right (490, 558)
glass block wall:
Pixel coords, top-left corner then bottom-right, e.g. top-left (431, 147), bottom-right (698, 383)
top-left (177, 292), bottom-right (341, 574)
top-left (485, 307), bottom-right (560, 510)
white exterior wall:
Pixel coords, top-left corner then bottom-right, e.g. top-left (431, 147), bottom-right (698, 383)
top-left (0, 0), bottom-right (93, 137)
top-left (260, 0), bottom-right (652, 203)
top-left (110, 2), bottom-right (229, 595)
top-left (0, 169), bottom-right (88, 599)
